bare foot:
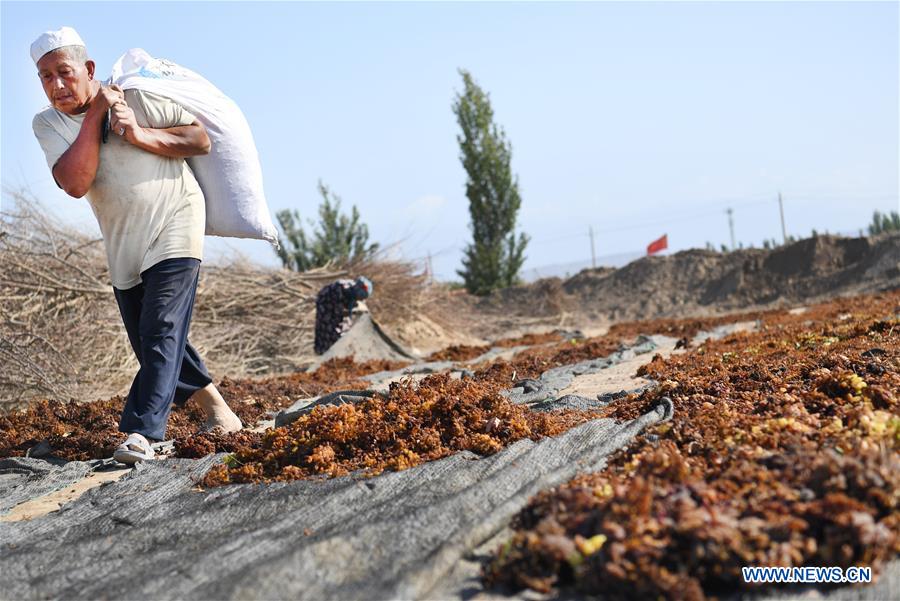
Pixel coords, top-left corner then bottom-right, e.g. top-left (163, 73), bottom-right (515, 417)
top-left (191, 384), bottom-right (243, 434)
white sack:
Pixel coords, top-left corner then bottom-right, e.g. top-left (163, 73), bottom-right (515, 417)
top-left (109, 48), bottom-right (278, 244)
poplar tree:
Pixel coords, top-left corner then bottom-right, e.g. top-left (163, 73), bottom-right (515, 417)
top-left (453, 69), bottom-right (529, 295)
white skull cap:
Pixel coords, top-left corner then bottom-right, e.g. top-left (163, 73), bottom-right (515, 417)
top-left (31, 26), bottom-right (86, 64)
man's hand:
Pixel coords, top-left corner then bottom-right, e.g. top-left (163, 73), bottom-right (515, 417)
top-left (109, 98), bottom-right (142, 145)
top-left (93, 84), bottom-right (125, 113)
top-left (105, 87), bottom-right (210, 158)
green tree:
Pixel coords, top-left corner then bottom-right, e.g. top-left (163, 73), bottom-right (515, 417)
top-left (868, 210), bottom-right (900, 235)
top-left (453, 69), bottom-right (529, 295)
top-left (275, 181), bottom-right (378, 271)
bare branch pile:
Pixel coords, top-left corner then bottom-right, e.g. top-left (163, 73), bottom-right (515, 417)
top-left (0, 190), bottom-right (435, 407)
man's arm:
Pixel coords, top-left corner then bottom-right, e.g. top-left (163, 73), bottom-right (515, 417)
top-left (110, 100), bottom-right (210, 158)
top-left (51, 84), bottom-right (121, 198)
top-left (130, 122), bottom-right (211, 158)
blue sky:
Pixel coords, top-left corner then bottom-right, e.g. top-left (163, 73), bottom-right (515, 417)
top-left (2, 1), bottom-right (898, 280)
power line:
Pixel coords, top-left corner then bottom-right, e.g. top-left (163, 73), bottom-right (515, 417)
top-left (778, 191), bottom-right (787, 244)
top-left (414, 193), bottom-right (899, 265)
top-left (589, 226), bottom-right (596, 268)
top-left (726, 207), bottom-right (736, 250)
top-left (528, 197), bottom-right (774, 245)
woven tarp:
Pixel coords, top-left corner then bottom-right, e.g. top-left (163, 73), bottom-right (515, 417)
top-left (0, 398), bottom-right (671, 600)
top-left (0, 457), bottom-right (93, 516)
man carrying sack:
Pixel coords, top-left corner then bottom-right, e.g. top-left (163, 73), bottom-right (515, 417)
top-left (30, 27), bottom-right (242, 464)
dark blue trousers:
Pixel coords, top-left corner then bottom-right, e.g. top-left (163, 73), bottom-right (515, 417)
top-left (114, 258), bottom-right (212, 440)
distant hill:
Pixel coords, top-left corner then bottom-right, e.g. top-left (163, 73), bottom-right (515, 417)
top-left (481, 233), bottom-right (900, 322)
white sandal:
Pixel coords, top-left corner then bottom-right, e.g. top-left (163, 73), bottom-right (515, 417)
top-left (113, 432), bottom-right (156, 465)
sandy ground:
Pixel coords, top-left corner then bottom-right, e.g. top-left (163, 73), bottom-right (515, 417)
top-left (557, 338), bottom-right (680, 399)
top-left (384, 312), bottom-right (488, 356)
top-left (557, 321), bottom-right (757, 399)
top-left (1, 466), bottom-right (130, 523)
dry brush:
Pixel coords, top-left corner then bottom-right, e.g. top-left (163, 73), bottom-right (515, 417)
top-left (0, 190), bottom-right (438, 408)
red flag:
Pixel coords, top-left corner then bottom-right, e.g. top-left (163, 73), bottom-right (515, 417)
top-left (647, 234), bottom-right (668, 256)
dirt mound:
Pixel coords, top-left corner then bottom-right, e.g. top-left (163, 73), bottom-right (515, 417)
top-left (488, 233), bottom-right (900, 323)
top-left (380, 312), bottom-right (485, 357)
top-left (314, 313), bottom-right (419, 365)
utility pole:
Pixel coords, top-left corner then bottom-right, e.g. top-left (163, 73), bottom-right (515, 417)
top-left (778, 192), bottom-right (787, 244)
top-left (726, 208), bottom-right (736, 250)
top-left (589, 226), bottom-right (596, 269)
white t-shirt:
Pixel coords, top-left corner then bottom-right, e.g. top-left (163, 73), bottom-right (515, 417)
top-left (33, 89), bottom-right (205, 290)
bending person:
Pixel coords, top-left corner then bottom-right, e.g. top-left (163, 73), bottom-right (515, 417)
top-left (314, 276), bottom-right (373, 354)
